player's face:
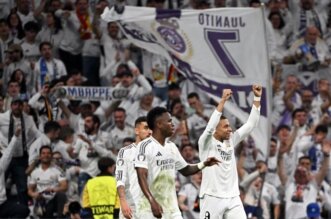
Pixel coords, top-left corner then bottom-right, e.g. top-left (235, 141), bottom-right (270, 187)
top-left (136, 121), bottom-right (152, 140)
top-left (217, 118), bottom-right (232, 140)
top-left (159, 112), bottom-right (174, 137)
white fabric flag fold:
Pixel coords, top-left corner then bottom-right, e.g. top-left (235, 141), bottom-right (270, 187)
top-left (102, 6), bottom-right (271, 157)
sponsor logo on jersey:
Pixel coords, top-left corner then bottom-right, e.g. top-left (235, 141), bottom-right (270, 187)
top-left (156, 152), bottom-right (162, 156)
top-left (156, 158), bottom-right (175, 170)
top-left (217, 145), bottom-right (232, 161)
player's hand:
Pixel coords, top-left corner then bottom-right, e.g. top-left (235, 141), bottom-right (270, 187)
top-left (120, 199), bottom-right (133, 219)
top-left (149, 198), bottom-right (163, 218)
top-left (252, 85), bottom-right (262, 97)
top-left (203, 157), bottom-right (221, 167)
top-left (221, 89), bottom-right (232, 101)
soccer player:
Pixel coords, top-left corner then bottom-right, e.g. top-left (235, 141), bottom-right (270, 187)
top-left (134, 107), bottom-right (220, 219)
top-left (198, 85), bottom-right (262, 219)
top-left (115, 116), bottom-right (152, 219)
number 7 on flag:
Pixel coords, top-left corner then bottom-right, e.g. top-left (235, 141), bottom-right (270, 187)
top-left (204, 29), bottom-right (244, 78)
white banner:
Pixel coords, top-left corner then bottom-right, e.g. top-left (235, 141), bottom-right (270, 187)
top-left (55, 86), bottom-right (129, 101)
top-left (102, 6), bottom-right (271, 157)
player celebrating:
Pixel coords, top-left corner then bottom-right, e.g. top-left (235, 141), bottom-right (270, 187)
top-left (134, 107), bottom-right (220, 219)
top-left (115, 116), bottom-right (152, 219)
top-left (199, 85), bottom-right (262, 219)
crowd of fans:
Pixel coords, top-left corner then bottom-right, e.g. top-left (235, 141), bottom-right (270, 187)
top-left (0, 0), bottom-right (331, 218)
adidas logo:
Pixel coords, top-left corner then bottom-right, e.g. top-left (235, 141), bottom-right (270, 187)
top-left (156, 152), bottom-right (162, 156)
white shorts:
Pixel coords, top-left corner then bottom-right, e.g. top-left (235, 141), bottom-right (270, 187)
top-left (135, 211), bottom-right (183, 219)
top-left (199, 195), bottom-right (246, 219)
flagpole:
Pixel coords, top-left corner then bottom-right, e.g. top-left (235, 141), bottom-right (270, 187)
top-left (258, 4), bottom-right (272, 218)
top-left (260, 3), bottom-right (272, 160)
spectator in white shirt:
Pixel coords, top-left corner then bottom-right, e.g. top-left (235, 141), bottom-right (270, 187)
top-left (0, 96), bottom-right (41, 206)
top-left (286, 26), bottom-right (331, 70)
top-left (288, 0), bottom-right (328, 41)
top-left (28, 145), bottom-right (68, 218)
top-left (28, 121), bottom-right (61, 167)
top-left (108, 107), bottom-right (135, 153)
top-left (178, 171), bottom-right (202, 219)
top-left (29, 82), bottom-right (56, 130)
top-left (36, 12), bottom-right (64, 58)
top-left (55, 0), bottom-right (90, 73)
top-left (21, 21), bottom-right (40, 63)
top-left (186, 92), bottom-right (214, 145)
top-left (2, 43), bottom-right (34, 94)
top-left (311, 79), bottom-right (331, 124)
top-left (0, 19), bottom-right (14, 76)
top-left (2, 79), bottom-right (21, 112)
top-left (6, 11), bottom-right (25, 41)
top-left (34, 41), bottom-right (67, 92)
top-left (0, 127), bottom-right (30, 218)
top-left (278, 141), bottom-right (331, 219)
top-left (114, 63), bottom-right (152, 110)
top-left (70, 113), bottom-right (115, 195)
top-left (16, 0), bottom-right (38, 27)
top-left (271, 74), bottom-right (302, 129)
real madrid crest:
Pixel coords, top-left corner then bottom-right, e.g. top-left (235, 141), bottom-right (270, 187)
top-left (151, 16), bottom-right (193, 61)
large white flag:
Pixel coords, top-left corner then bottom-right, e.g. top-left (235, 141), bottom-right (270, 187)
top-left (102, 6), bottom-right (271, 157)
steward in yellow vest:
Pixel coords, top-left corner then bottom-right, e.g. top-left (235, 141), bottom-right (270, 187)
top-left (82, 157), bottom-right (120, 219)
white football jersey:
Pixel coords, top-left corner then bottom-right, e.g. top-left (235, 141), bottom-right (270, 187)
top-left (29, 165), bottom-right (66, 200)
top-left (199, 106), bottom-right (260, 198)
top-left (115, 143), bottom-right (138, 208)
top-left (134, 137), bottom-right (187, 215)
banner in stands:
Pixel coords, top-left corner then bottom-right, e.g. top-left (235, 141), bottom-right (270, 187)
top-left (56, 86), bottom-right (129, 101)
top-left (102, 6), bottom-right (271, 157)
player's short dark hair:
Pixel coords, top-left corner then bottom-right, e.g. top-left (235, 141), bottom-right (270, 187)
top-left (135, 116), bottom-right (147, 127)
top-left (220, 115), bottom-right (227, 120)
top-left (147, 107), bottom-right (168, 131)
top-left (98, 157), bottom-right (115, 173)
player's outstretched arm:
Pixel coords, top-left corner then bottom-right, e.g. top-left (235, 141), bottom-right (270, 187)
top-left (198, 89), bottom-right (232, 152)
top-left (178, 157), bottom-right (220, 176)
top-left (233, 85), bottom-right (262, 146)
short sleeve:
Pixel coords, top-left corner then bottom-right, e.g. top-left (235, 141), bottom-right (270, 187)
top-left (172, 143), bottom-right (188, 171)
top-left (134, 140), bottom-right (152, 169)
top-left (29, 171), bottom-right (37, 185)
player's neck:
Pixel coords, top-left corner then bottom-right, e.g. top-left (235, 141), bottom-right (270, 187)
top-left (152, 133), bottom-right (166, 146)
top-left (213, 133), bottom-right (224, 142)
